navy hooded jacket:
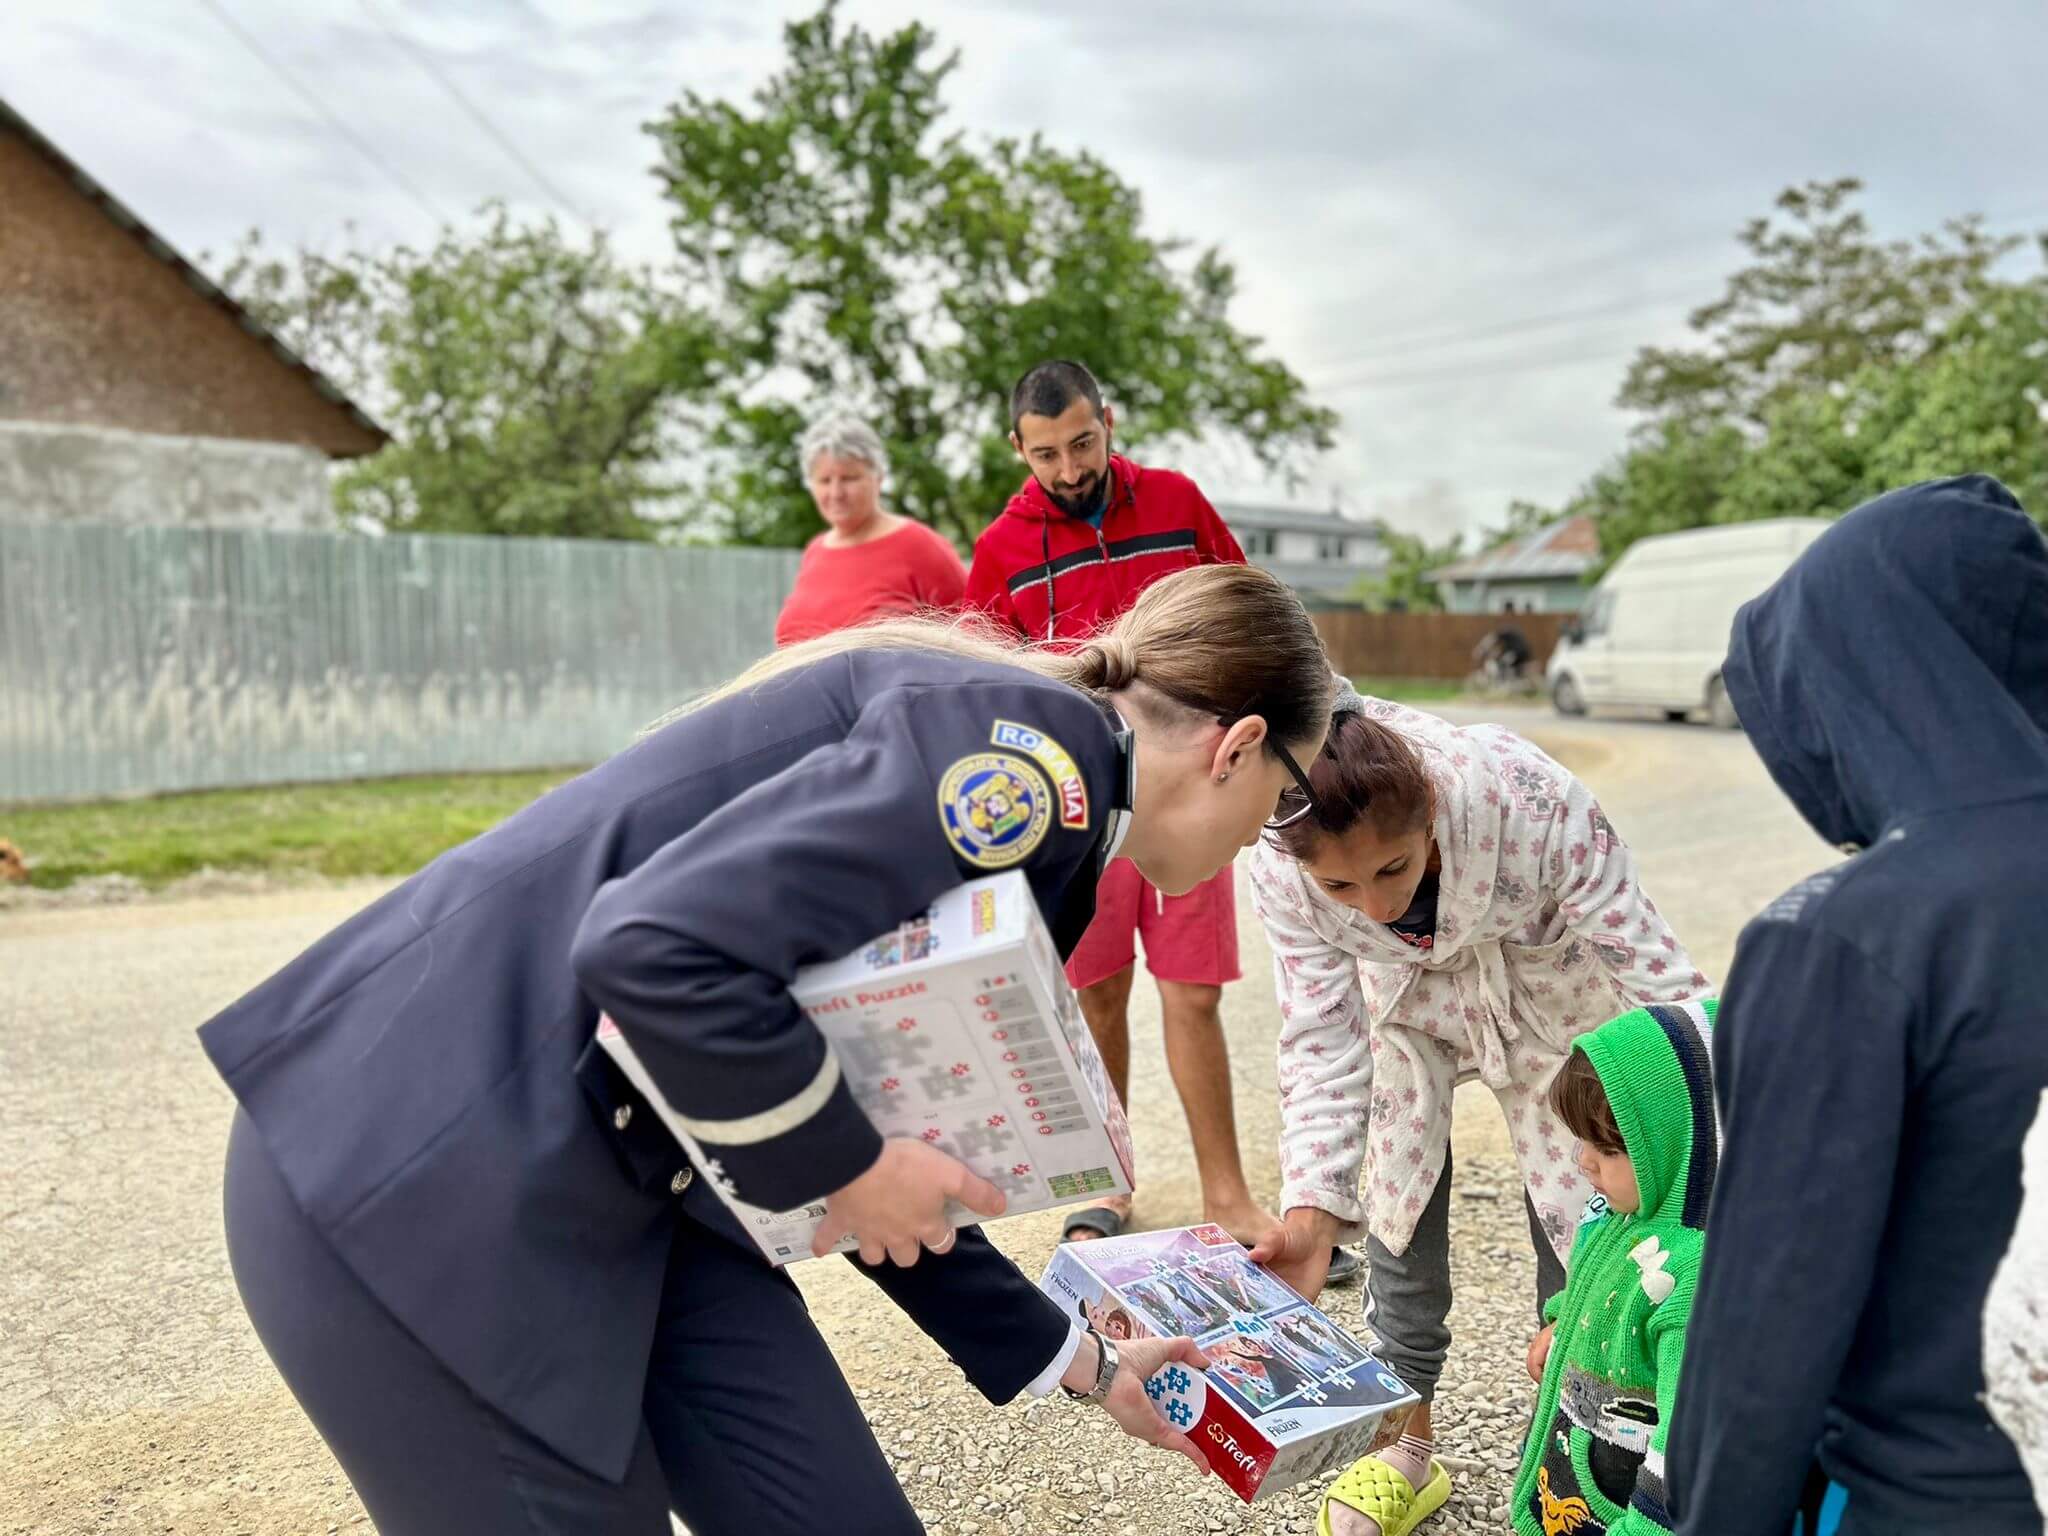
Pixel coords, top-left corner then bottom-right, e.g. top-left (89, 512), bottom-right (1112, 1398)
top-left (1669, 476), bottom-right (2048, 1536)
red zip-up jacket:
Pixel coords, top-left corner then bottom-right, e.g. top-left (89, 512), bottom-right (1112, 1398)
top-left (965, 455), bottom-right (1247, 644)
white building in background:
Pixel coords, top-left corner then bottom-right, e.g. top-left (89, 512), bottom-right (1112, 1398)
top-left (1215, 502), bottom-right (1386, 604)
top-left (1428, 515), bottom-right (1599, 614)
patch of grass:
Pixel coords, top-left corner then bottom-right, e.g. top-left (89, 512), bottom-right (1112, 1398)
top-left (1349, 675), bottom-right (1469, 703)
top-left (0, 770), bottom-right (581, 890)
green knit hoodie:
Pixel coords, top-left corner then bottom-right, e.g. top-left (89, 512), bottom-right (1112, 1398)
top-left (1510, 999), bottom-right (1718, 1536)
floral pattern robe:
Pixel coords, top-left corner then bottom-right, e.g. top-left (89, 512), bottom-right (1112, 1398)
top-left (1249, 698), bottom-right (1711, 1260)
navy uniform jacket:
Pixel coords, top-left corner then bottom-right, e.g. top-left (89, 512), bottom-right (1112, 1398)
top-left (199, 650), bottom-right (1127, 1484)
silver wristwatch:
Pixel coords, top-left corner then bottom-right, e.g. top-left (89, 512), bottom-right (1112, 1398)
top-left (1061, 1326), bottom-right (1119, 1403)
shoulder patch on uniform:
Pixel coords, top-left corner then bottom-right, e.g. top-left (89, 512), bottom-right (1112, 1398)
top-left (938, 753), bottom-right (1053, 869)
top-left (991, 719), bottom-right (1089, 829)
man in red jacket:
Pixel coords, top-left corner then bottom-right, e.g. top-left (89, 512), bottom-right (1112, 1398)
top-left (965, 359), bottom-right (1274, 1250)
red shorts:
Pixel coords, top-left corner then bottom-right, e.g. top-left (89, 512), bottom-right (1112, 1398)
top-left (1064, 860), bottom-right (1242, 990)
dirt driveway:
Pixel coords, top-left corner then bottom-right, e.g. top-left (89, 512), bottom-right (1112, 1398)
top-left (0, 706), bottom-right (1832, 1535)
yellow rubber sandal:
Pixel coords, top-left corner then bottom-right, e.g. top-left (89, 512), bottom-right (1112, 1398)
top-left (1317, 1453), bottom-right (1452, 1536)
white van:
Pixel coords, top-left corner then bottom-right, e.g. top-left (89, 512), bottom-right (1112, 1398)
top-left (1547, 519), bottom-right (1830, 727)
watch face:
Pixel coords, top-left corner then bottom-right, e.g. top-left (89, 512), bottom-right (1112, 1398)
top-left (1093, 1335), bottom-right (1119, 1397)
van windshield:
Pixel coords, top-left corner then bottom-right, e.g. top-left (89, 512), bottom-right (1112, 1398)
top-left (1577, 591), bottom-right (1614, 639)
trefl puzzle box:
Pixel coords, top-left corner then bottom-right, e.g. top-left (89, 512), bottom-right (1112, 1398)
top-left (599, 869), bottom-right (1135, 1264)
top-left (1041, 1225), bottom-right (1418, 1503)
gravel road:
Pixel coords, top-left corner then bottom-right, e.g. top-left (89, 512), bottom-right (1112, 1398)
top-left (0, 705), bottom-right (1834, 1535)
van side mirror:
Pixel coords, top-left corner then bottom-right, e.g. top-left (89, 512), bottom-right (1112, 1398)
top-left (1562, 619), bottom-right (1583, 644)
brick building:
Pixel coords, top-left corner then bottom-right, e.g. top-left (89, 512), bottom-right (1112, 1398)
top-left (0, 96), bottom-right (385, 529)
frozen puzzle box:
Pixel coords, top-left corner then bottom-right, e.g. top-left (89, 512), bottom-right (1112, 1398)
top-left (599, 869), bottom-right (1135, 1265)
top-left (1041, 1225), bottom-right (1418, 1503)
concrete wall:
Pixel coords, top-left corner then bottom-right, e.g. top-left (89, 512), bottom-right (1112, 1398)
top-left (0, 127), bottom-right (381, 457)
top-left (0, 421), bottom-right (334, 531)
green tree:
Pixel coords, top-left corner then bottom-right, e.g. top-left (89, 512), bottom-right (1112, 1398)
top-left (1520, 180), bottom-right (2048, 558)
top-left (648, 1), bottom-right (1336, 548)
top-left (1650, 279), bottom-right (2048, 533)
top-left (1573, 419), bottom-right (1755, 562)
top-left (216, 207), bottom-right (720, 539)
top-left (1481, 499), bottom-right (1558, 551)
top-left (1851, 282), bottom-right (2048, 515)
top-left (1351, 523), bottom-right (1463, 612)
top-left (1619, 177), bottom-right (2021, 429)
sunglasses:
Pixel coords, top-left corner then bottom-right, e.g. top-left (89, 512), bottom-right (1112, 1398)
top-left (1215, 701), bottom-right (1321, 831)
top-left (1266, 740), bottom-right (1319, 831)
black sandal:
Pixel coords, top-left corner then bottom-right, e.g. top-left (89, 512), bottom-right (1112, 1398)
top-left (1063, 1206), bottom-right (1128, 1242)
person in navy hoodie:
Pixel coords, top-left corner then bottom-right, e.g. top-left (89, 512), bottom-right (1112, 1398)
top-left (1668, 476), bottom-right (2048, 1536)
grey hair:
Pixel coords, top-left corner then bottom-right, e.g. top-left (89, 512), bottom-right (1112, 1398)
top-left (798, 412), bottom-right (889, 483)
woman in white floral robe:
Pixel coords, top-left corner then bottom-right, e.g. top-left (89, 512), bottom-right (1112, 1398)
top-left (1246, 692), bottom-right (1709, 1536)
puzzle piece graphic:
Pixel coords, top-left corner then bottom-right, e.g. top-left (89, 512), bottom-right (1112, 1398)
top-left (1144, 1360), bottom-right (1208, 1436)
top-left (949, 1121), bottom-right (1012, 1161)
top-left (917, 1065), bottom-right (972, 1101)
top-left (983, 1162), bottom-right (1037, 1200)
top-left (839, 1023), bottom-right (934, 1080)
top-left (1299, 1385), bottom-right (1328, 1406)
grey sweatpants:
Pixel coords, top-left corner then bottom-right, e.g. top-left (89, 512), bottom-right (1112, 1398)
top-left (1359, 1146), bottom-right (1568, 1404)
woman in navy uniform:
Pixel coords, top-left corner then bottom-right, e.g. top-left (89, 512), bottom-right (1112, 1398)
top-left (207, 563), bottom-right (1336, 1535)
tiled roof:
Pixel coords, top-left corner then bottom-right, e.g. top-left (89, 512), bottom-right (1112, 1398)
top-left (1215, 501), bottom-right (1384, 540)
top-left (1430, 514), bottom-right (1598, 582)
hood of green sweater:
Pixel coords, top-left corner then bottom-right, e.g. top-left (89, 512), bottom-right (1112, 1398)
top-left (1575, 999), bottom-right (1720, 1230)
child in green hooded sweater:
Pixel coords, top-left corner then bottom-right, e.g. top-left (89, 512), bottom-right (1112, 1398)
top-left (1512, 1000), bottom-right (1718, 1536)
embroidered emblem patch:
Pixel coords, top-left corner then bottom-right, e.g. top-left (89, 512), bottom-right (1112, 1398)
top-left (991, 720), bottom-right (1089, 829)
top-left (938, 753), bottom-right (1052, 869)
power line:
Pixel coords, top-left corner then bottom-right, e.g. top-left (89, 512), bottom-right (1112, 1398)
top-left (353, 0), bottom-right (590, 227)
top-left (192, 0), bottom-right (449, 229)
top-left (1292, 235), bottom-right (1734, 373)
top-left (1305, 281), bottom-right (1713, 381)
top-left (1299, 200), bottom-right (2048, 387)
top-left (1321, 336), bottom-right (1646, 395)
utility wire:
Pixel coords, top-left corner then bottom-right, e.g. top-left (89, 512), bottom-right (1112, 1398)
top-left (1301, 201), bottom-right (2048, 386)
top-left (353, 0), bottom-right (589, 227)
top-left (192, 0), bottom-right (449, 228)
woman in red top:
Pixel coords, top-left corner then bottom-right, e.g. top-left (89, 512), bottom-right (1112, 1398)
top-left (774, 414), bottom-right (967, 646)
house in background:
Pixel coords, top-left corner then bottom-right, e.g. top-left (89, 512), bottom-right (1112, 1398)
top-left (1216, 501), bottom-right (1386, 604)
top-left (1429, 514), bottom-right (1598, 613)
top-left (0, 97), bottom-right (385, 530)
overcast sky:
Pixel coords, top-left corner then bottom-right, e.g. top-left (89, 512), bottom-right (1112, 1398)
top-left (6, 0), bottom-right (2045, 538)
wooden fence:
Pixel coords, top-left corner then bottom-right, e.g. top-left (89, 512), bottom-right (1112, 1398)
top-left (1311, 610), bottom-right (1570, 680)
